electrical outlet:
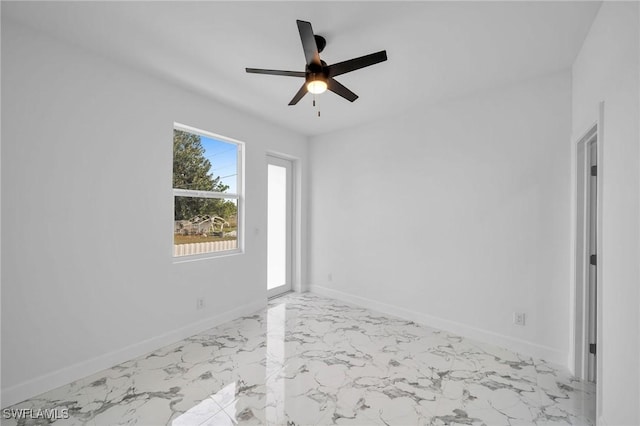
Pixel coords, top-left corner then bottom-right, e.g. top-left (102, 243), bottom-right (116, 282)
top-left (196, 297), bottom-right (205, 310)
top-left (328, 273), bottom-right (333, 282)
top-left (513, 312), bottom-right (526, 326)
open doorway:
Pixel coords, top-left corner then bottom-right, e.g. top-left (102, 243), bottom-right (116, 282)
top-left (267, 155), bottom-right (293, 298)
top-left (574, 125), bottom-right (598, 383)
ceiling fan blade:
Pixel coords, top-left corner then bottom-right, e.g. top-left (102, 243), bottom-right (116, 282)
top-left (245, 68), bottom-right (306, 77)
top-left (327, 78), bottom-right (358, 102)
top-left (288, 83), bottom-right (308, 105)
top-left (297, 20), bottom-right (321, 66)
top-left (328, 50), bottom-right (388, 77)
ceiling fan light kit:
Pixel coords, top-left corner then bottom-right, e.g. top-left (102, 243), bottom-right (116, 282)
top-left (306, 74), bottom-right (328, 94)
top-left (246, 20), bottom-right (387, 110)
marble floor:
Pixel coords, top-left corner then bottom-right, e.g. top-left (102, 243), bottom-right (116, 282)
top-left (3, 293), bottom-right (594, 426)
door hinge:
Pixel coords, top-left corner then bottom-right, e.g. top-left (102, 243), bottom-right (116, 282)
top-left (589, 343), bottom-right (596, 355)
top-left (590, 254), bottom-right (597, 266)
top-left (591, 165), bottom-right (597, 176)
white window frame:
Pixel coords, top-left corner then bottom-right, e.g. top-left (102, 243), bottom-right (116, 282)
top-left (172, 123), bottom-right (244, 260)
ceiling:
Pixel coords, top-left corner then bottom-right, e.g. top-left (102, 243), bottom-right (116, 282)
top-left (3, 1), bottom-right (601, 137)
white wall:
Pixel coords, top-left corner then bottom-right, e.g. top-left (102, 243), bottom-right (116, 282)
top-left (572, 2), bottom-right (640, 425)
top-left (309, 71), bottom-right (572, 365)
top-left (1, 21), bottom-right (308, 406)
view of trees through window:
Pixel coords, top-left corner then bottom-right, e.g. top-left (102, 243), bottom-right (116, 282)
top-left (173, 127), bottom-right (240, 256)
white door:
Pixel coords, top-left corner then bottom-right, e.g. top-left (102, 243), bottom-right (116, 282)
top-left (267, 156), bottom-right (293, 298)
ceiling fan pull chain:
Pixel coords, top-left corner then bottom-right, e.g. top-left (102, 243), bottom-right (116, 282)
top-left (315, 94), bottom-right (321, 117)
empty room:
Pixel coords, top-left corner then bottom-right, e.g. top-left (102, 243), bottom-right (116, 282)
top-left (1, 1), bottom-right (639, 425)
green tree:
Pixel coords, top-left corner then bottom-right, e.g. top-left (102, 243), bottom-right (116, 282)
top-left (173, 129), bottom-right (232, 220)
top-left (218, 200), bottom-right (238, 222)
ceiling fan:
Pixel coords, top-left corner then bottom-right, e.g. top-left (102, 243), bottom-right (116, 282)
top-left (246, 20), bottom-right (388, 105)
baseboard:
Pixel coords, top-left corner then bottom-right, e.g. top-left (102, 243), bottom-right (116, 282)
top-left (308, 284), bottom-right (566, 366)
top-left (1, 299), bottom-right (266, 408)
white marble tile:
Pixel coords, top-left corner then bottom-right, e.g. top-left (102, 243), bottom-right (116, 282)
top-left (2, 293), bottom-right (594, 425)
top-left (198, 409), bottom-right (236, 426)
top-left (170, 397), bottom-right (223, 426)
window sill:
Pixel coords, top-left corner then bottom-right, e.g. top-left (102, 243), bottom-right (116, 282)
top-left (172, 248), bottom-right (243, 264)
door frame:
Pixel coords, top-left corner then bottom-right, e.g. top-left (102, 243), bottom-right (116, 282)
top-left (573, 125), bottom-right (597, 381)
top-left (266, 154), bottom-right (295, 298)
top-left (571, 103), bottom-right (603, 411)
top-left (575, 124), bottom-right (598, 380)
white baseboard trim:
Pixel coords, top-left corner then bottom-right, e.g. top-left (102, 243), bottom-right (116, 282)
top-left (1, 299), bottom-right (266, 408)
top-left (308, 284), bottom-right (566, 366)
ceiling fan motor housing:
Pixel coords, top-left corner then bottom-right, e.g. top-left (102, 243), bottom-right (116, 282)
top-left (306, 61), bottom-right (328, 83)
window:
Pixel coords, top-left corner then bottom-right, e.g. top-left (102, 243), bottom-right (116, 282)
top-left (173, 124), bottom-right (243, 257)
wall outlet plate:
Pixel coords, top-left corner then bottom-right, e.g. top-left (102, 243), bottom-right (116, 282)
top-left (196, 297), bottom-right (205, 310)
top-left (513, 312), bottom-right (526, 326)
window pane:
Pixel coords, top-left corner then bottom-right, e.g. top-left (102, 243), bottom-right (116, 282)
top-left (174, 197), bottom-right (238, 256)
top-left (173, 129), bottom-right (237, 193)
